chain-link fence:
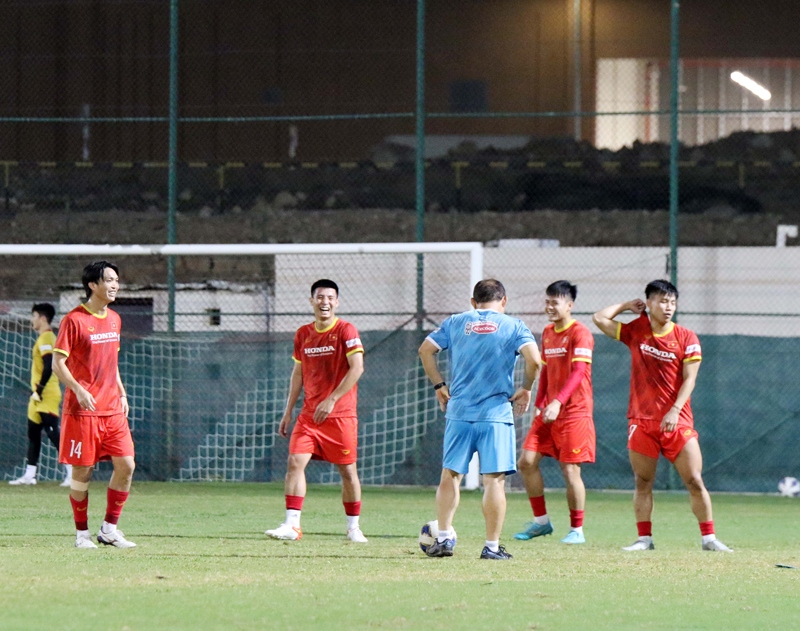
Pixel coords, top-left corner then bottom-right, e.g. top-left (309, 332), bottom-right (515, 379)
top-left (1, 0), bottom-right (799, 491)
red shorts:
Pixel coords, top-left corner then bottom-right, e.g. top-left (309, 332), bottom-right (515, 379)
top-left (627, 418), bottom-right (698, 463)
top-left (289, 415), bottom-right (358, 465)
top-left (522, 415), bottom-right (596, 463)
top-left (59, 413), bottom-right (135, 466)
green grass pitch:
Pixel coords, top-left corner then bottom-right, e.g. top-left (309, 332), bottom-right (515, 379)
top-left (1, 482), bottom-right (799, 630)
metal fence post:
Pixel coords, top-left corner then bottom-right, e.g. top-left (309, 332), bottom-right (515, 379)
top-left (668, 0), bottom-right (681, 491)
top-left (168, 0), bottom-right (179, 334)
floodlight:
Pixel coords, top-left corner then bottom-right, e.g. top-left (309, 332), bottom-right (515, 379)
top-left (730, 71), bottom-right (771, 101)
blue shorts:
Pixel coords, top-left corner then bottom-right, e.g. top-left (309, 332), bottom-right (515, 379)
top-left (442, 419), bottom-right (516, 476)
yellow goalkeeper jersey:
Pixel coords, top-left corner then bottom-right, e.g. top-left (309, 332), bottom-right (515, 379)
top-left (28, 330), bottom-right (61, 422)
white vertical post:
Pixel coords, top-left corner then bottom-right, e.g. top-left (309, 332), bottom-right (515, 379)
top-left (697, 66), bottom-right (704, 145)
top-left (784, 61), bottom-right (792, 131)
top-left (718, 63), bottom-right (726, 139)
top-left (763, 66), bottom-right (770, 132)
top-left (464, 242), bottom-right (484, 490)
top-left (742, 87), bottom-right (749, 131)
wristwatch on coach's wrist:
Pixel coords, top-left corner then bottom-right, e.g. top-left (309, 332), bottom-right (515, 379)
top-left (433, 381), bottom-right (446, 390)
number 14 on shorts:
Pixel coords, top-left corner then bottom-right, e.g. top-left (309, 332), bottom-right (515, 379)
top-left (70, 440), bottom-right (82, 459)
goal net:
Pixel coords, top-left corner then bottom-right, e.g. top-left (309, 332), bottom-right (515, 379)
top-left (0, 243), bottom-right (483, 485)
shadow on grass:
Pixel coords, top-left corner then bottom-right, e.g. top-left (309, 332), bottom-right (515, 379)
top-left (139, 551), bottom-right (411, 560)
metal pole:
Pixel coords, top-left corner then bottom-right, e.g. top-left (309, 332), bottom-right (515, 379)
top-left (415, 0), bottom-right (426, 330)
top-left (165, 0), bottom-right (180, 480)
top-left (413, 0), bottom-right (427, 485)
top-left (167, 0), bottom-right (179, 334)
top-left (669, 0), bottom-right (679, 289)
top-left (573, 0), bottom-right (582, 141)
top-left (667, 0), bottom-right (680, 491)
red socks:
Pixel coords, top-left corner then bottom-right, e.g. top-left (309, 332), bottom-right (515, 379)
top-left (286, 495), bottom-right (304, 511)
top-left (104, 489), bottom-right (129, 525)
top-left (699, 520), bottom-right (715, 536)
top-left (343, 501), bottom-right (361, 516)
top-left (70, 495), bottom-right (89, 531)
top-left (72, 489), bottom-right (130, 531)
top-left (570, 509), bottom-right (584, 529)
top-left (637, 521), bottom-right (653, 537)
top-left (529, 495), bottom-right (547, 517)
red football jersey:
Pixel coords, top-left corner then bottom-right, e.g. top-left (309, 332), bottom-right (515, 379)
top-left (618, 313), bottom-right (702, 424)
top-left (540, 320), bottom-right (594, 419)
top-left (54, 304), bottom-right (123, 417)
top-left (292, 318), bottom-right (364, 419)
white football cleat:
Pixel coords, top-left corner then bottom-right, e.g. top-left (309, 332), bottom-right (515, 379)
top-left (59, 477), bottom-right (72, 488)
top-left (265, 523), bottom-right (302, 540)
top-left (346, 527), bottom-right (368, 543)
top-left (702, 539), bottom-right (733, 552)
top-left (8, 476), bottom-right (36, 486)
top-left (75, 534), bottom-right (98, 549)
top-left (97, 528), bottom-right (137, 548)
top-left (622, 537), bottom-right (655, 551)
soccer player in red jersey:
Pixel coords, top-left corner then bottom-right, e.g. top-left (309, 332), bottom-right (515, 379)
top-left (593, 279), bottom-right (731, 552)
top-left (515, 281), bottom-right (595, 545)
top-left (52, 261), bottom-right (136, 549)
top-left (266, 279), bottom-right (367, 543)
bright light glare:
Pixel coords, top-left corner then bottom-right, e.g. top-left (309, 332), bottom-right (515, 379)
top-left (730, 71), bottom-right (771, 101)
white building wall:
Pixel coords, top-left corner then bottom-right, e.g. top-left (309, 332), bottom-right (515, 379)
top-left (56, 247), bottom-right (800, 337)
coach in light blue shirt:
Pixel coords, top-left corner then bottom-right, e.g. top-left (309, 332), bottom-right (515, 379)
top-left (418, 279), bottom-right (542, 561)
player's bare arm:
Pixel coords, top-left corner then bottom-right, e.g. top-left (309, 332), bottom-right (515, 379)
top-left (279, 362), bottom-right (304, 438)
top-left (53, 352), bottom-right (96, 412)
top-left (661, 360), bottom-right (701, 432)
top-left (116, 368), bottom-right (129, 417)
top-left (510, 343), bottom-right (542, 417)
top-left (592, 299), bottom-right (646, 338)
top-left (313, 351), bottom-right (364, 424)
top-left (418, 339), bottom-right (450, 412)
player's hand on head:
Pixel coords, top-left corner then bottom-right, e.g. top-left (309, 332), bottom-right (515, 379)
top-left (510, 388), bottom-right (531, 417)
top-left (628, 299), bottom-right (646, 314)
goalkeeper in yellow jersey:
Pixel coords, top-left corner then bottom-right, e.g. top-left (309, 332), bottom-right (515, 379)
top-left (8, 303), bottom-right (71, 487)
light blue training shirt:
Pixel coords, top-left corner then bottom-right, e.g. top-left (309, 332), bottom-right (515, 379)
top-left (426, 309), bottom-right (537, 424)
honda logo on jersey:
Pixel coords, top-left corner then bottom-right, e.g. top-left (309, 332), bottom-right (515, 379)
top-left (640, 343), bottom-right (677, 361)
top-left (305, 346), bottom-right (335, 355)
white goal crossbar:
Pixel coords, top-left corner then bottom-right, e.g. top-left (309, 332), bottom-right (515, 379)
top-left (0, 241), bottom-right (483, 271)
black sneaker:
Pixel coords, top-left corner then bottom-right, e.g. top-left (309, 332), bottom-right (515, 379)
top-left (480, 545), bottom-right (513, 560)
top-left (425, 538), bottom-right (456, 557)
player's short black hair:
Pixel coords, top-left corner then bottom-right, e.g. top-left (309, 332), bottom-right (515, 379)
top-left (31, 303), bottom-right (56, 323)
top-left (82, 260), bottom-right (120, 299)
top-left (310, 278), bottom-right (339, 296)
top-left (645, 279), bottom-right (679, 300)
top-left (546, 280), bottom-right (577, 301)
top-left (473, 279), bottom-right (506, 304)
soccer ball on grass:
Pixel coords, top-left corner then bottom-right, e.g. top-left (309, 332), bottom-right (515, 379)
top-left (778, 476), bottom-right (800, 497)
top-left (418, 519), bottom-right (457, 553)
